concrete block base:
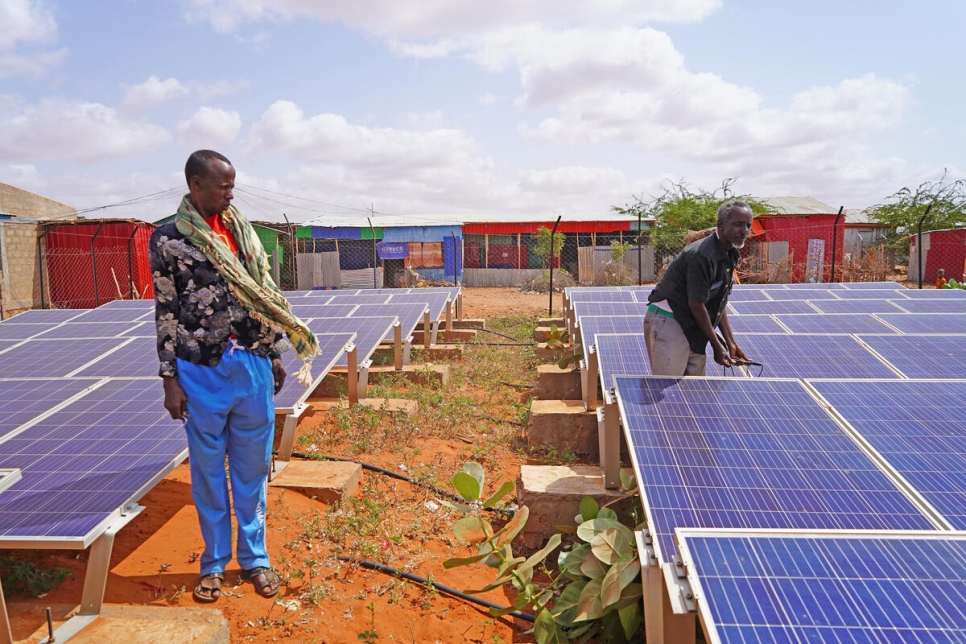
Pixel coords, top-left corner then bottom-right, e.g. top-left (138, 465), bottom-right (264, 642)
top-left (538, 317), bottom-right (566, 327)
top-left (534, 342), bottom-right (558, 363)
top-left (269, 460), bottom-right (362, 503)
top-left (535, 364), bottom-right (582, 400)
top-left (517, 465), bottom-right (628, 548)
top-left (368, 363), bottom-right (450, 387)
top-left (419, 346), bottom-right (464, 361)
top-left (437, 328), bottom-right (478, 342)
top-left (528, 399), bottom-right (598, 458)
top-left (454, 318), bottom-right (485, 329)
top-left (17, 605), bottom-right (231, 644)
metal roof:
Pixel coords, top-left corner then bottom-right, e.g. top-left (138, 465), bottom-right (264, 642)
top-left (760, 196), bottom-right (838, 215)
top-left (301, 210), bottom-right (642, 228)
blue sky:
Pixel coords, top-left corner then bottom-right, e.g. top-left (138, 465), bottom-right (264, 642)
top-left (1, 0), bottom-right (963, 223)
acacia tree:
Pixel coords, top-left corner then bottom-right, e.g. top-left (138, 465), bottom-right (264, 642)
top-left (868, 173), bottom-right (966, 258)
top-left (533, 226), bottom-right (566, 269)
top-left (612, 179), bottom-right (769, 267)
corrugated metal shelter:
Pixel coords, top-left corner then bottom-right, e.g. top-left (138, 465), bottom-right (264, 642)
top-left (908, 228), bottom-right (966, 283)
top-left (751, 197), bottom-right (845, 283)
top-left (41, 219), bottom-right (154, 308)
top-left (843, 208), bottom-right (892, 257)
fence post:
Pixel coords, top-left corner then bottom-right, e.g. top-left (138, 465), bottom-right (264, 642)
top-left (91, 222), bottom-right (105, 307)
top-left (549, 215), bottom-right (562, 317)
top-left (367, 216), bottom-right (377, 289)
top-left (830, 206), bottom-right (843, 283)
top-left (916, 204), bottom-right (932, 289)
top-left (37, 227), bottom-right (51, 309)
top-left (126, 226), bottom-right (139, 299)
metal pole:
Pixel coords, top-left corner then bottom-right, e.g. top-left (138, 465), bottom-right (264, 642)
top-left (830, 206), bottom-right (843, 283)
top-left (451, 231), bottom-right (458, 285)
top-left (548, 215), bottom-right (562, 317)
top-left (916, 204), bottom-right (932, 289)
top-left (37, 228), bottom-right (51, 310)
top-left (637, 209), bottom-right (643, 286)
top-left (126, 225), bottom-right (139, 299)
top-left (91, 222), bottom-right (105, 307)
top-left (367, 213), bottom-right (377, 289)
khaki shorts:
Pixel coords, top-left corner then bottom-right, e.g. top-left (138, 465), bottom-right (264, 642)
top-left (643, 309), bottom-right (707, 376)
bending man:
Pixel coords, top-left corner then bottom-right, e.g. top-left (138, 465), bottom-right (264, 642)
top-left (644, 200), bottom-right (752, 376)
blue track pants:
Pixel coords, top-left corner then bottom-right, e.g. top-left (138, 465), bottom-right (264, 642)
top-left (177, 345), bottom-right (274, 576)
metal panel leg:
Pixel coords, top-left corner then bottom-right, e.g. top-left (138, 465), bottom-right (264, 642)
top-left (347, 344), bottom-right (359, 405)
top-left (445, 300), bottom-right (453, 332)
top-left (585, 352), bottom-right (599, 410)
top-left (80, 529), bottom-right (116, 615)
top-left (601, 402), bottom-right (620, 489)
top-left (276, 409), bottom-right (301, 463)
top-left (358, 363), bottom-right (370, 400)
top-left (423, 311), bottom-right (431, 349)
top-left (394, 323), bottom-right (402, 370)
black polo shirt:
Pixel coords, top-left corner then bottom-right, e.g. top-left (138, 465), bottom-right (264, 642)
top-left (648, 231), bottom-right (739, 353)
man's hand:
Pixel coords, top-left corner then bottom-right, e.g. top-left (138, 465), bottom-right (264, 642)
top-left (711, 340), bottom-right (733, 367)
top-left (272, 358), bottom-right (286, 395)
top-left (162, 376), bottom-right (187, 420)
top-left (729, 341), bottom-right (748, 363)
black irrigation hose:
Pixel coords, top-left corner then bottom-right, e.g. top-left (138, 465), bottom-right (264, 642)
top-left (336, 555), bottom-right (535, 623)
top-left (454, 341), bottom-right (535, 347)
top-left (475, 327), bottom-right (530, 342)
top-left (284, 452), bottom-right (513, 514)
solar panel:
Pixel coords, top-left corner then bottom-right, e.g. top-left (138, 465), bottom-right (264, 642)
top-left (352, 303), bottom-right (428, 339)
top-left (763, 289), bottom-right (839, 301)
top-left (726, 289), bottom-right (771, 302)
top-left (614, 376), bottom-right (936, 566)
top-left (576, 316), bottom-right (645, 365)
top-left (805, 298), bottom-right (907, 314)
top-left (725, 315), bottom-right (787, 334)
top-left (71, 337), bottom-right (158, 377)
top-left (677, 530), bottom-right (966, 644)
top-left (289, 304), bottom-right (358, 319)
top-left (773, 313), bottom-right (897, 334)
top-left (0, 338), bottom-right (129, 378)
top-left (0, 379), bottom-right (99, 440)
top-left (858, 334), bottom-right (966, 379)
top-left (307, 316), bottom-right (397, 366)
top-left (737, 334), bottom-right (900, 379)
top-left (781, 282), bottom-right (848, 289)
top-left (67, 308), bottom-right (152, 323)
top-left (2, 309), bottom-right (86, 324)
top-left (893, 287), bottom-right (966, 298)
top-left (729, 300), bottom-right (819, 315)
top-left (567, 291), bottom-right (637, 304)
top-left (810, 379), bottom-right (966, 528)
top-left (387, 292), bottom-right (450, 321)
top-left (97, 299), bottom-right (153, 310)
top-left (0, 341), bottom-right (20, 353)
top-left (891, 298), bottom-right (966, 313)
top-left (0, 378), bottom-right (187, 542)
top-left (36, 322), bottom-right (145, 340)
top-left (274, 332), bottom-right (354, 413)
top-left (324, 293), bottom-right (392, 306)
top-left (571, 301), bottom-right (649, 322)
top-left (0, 323), bottom-right (55, 341)
top-left (821, 289), bottom-right (909, 300)
top-left (595, 334), bottom-right (650, 392)
top-left (874, 312), bottom-right (964, 334)
top-left (839, 281), bottom-right (904, 289)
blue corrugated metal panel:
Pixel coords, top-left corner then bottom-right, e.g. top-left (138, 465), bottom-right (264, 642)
top-left (382, 226), bottom-right (462, 243)
top-left (311, 227), bottom-right (362, 239)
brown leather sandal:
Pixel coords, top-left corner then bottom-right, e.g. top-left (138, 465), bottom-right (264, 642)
top-left (193, 572), bottom-right (223, 603)
top-left (241, 566), bottom-right (280, 598)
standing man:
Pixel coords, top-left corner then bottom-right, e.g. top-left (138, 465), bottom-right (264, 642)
top-left (150, 150), bottom-right (318, 603)
top-left (644, 200), bottom-right (753, 376)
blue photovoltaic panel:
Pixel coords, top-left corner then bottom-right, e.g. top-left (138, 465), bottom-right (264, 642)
top-left (725, 315), bottom-right (787, 334)
top-left (729, 300), bottom-right (819, 315)
top-left (781, 282), bottom-right (848, 289)
top-left (567, 291), bottom-right (636, 305)
top-left (874, 312), bottom-right (964, 334)
top-left (36, 322), bottom-right (145, 340)
top-left (71, 337), bottom-right (158, 377)
top-left (727, 289), bottom-right (771, 302)
top-left (0, 379), bottom-right (98, 440)
top-left (891, 298), bottom-right (966, 313)
top-left (325, 293), bottom-right (392, 306)
top-left (274, 332), bottom-right (353, 412)
top-left (822, 289), bottom-right (908, 300)
top-left (0, 338), bottom-right (128, 378)
top-left (894, 287), bottom-right (966, 298)
top-left (763, 288), bottom-right (839, 301)
top-left (387, 292), bottom-right (450, 321)
top-left (839, 281), bottom-right (903, 289)
top-left (571, 301), bottom-right (649, 323)
top-left (67, 308), bottom-right (152, 323)
top-left (290, 304), bottom-right (358, 319)
top-left (351, 303), bottom-right (428, 339)
top-left (614, 376), bottom-right (935, 564)
top-left (595, 334), bottom-right (650, 391)
top-left (806, 298), bottom-right (907, 314)
top-left (858, 334), bottom-right (966, 379)
top-left (680, 532), bottom-right (965, 644)
top-left (738, 334), bottom-right (899, 379)
top-left (2, 309), bottom-right (86, 324)
top-left (0, 341), bottom-right (19, 353)
top-left (0, 324), bottom-right (54, 341)
top-left (577, 316), bottom-right (645, 365)
top-left (773, 313), bottom-right (897, 334)
top-left (811, 379), bottom-right (966, 528)
top-left (308, 316), bottom-right (397, 366)
top-left (118, 321), bottom-right (154, 337)
top-left (98, 299), bottom-right (154, 309)
top-left (0, 378), bottom-right (187, 541)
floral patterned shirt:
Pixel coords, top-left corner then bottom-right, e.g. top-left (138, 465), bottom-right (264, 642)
top-left (149, 223), bottom-right (285, 378)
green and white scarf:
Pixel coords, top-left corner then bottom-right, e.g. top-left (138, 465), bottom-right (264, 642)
top-left (175, 194), bottom-right (319, 385)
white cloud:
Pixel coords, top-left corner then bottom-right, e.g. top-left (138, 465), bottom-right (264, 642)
top-left (180, 0), bottom-right (720, 38)
top-left (195, 79), bottom-right (250, 101)
top-left (0, 47), bottom-right (66, 79)
top-left (177, 106), bottom-right (242, 146)
top-left (0, 0), bottom-right (57, 50)
top-left (121, 76), bottom-right (191, 113)
top-left (0, 98), bottom-right (172, 163)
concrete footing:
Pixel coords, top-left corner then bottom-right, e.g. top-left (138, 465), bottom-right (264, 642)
top-left (269, 460), bottom-right (363, 503)
top-left (527, 399), bottom-right (598, 458)
top-left (454, 318), bottom-right (486, 329)
top-left (16, 605), bottom-right (231, 644)
top-left (538, 317), bottom-right (566, 327)
top-left (368, 363), bottom-right (450, 387)
top-left (534, 342), bottom-right (557, 363)
top-left (436, 328), bottom-right (478, 342)
top-left (418, 346), bottom-right (464, 361)
top-left (517, 465), bottom-right (628, 548)
top-left (534, 364), bottom-right (582, 400)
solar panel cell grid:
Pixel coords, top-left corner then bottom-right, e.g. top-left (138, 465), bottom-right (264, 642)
top-left (858, 334), bottom-right (966, 379)
top-left (0, 338), bottom-right (129, 378)
top-left (67, 308), bottom-right (152, 323)
top-left (762, 289), bottom-right (839, 301)
top-left (729, 300), bottom-right (819, 315)
top-left (725, 315), bottom-right (787, 334)
top-left (891, 298), bottom-right (966, 313)
top-left (577, 316), bottom-right (645, 364)
top-left (37, 322), bottom-right (144, 339)
top-left (0, 379), bottom-right (98, 440)
top-left (274, 332), bottom-right (354, 411)
top-left (773, 313), bottom-right (896, 334)
top-left (289, 304), bottom-right (358, 319)
top-left (874, 312), bottom-right (963, 333)
top-left (0, 324), bottom-right (54, 341)
top-left (2, 310), bottom-right (86, 324)
top-left (806, 298), bottom-right (908, 314)
top-left (737, 334), bottom-right (900, 379)
top-left (614, 376), bottom-right (935, 564)
top-left (680, 532), bottom-right (966, 644)
top-left (71, 337), bottom-right (157, 377)
top-left (307, 316), bottom-right (397, 366)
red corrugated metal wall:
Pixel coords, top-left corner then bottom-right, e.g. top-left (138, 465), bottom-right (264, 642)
top-left (922, 229), bottom-right (966, 283)
top-left (45, 222), bottom-right (155, 308)
top-left (462, 221), bottom-right (632, 234)
top-left (757, 215), bottom-right (844, 282)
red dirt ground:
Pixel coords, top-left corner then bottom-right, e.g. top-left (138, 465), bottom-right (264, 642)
top-left (5, 287), bottom-right (558, 643)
